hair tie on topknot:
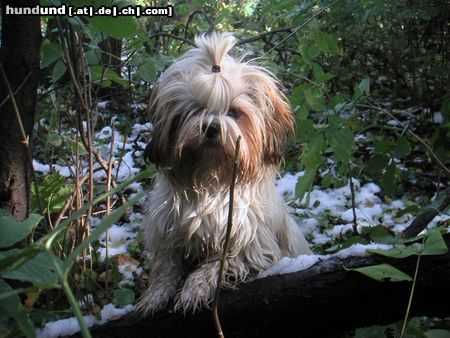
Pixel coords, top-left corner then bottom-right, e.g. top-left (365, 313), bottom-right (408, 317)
top-left (211, 65), bottom-right (221, 73)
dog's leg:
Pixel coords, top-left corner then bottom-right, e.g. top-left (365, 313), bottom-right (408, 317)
top-left (136, 251), bottom-right (183, 315)
top-left (174, 260), bottom-right (221, 312)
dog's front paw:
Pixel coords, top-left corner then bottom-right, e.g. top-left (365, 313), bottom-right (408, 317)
top-left (174, 265), bottom-right (218, 312)
top-left (135, 281), bottom-right (177, 315)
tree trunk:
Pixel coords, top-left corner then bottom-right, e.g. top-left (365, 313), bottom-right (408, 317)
top-left (77, 236), bottom-right (450, 338)
top-left (0, 0), bottom-right (41, 221)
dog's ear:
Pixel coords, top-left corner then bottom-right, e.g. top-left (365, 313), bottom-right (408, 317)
top-left (144, 88), bottom-right (163, 166)
top-left (263, 83), bottom-right (295, 165)
top-left (144, 138), bottom-right (161, 165)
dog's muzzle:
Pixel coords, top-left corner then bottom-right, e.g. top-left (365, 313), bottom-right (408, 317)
top-left (202, 124), bottom-right (220, 146)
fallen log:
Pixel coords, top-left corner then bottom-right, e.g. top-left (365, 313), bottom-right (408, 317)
top-left (76, 237), bottom-right (450, 338)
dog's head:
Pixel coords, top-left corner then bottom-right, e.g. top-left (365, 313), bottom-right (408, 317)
top-left (145, 32), bottom-right (294, 189)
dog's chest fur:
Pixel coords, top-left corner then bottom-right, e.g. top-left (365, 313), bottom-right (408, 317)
top-left (143, 167), bottom-right (291, 267)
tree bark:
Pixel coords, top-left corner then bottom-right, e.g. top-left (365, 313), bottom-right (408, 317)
top-left (0, 0), bottom-right (41, 221)
top-left (78, 237), bottom-right (450, 338)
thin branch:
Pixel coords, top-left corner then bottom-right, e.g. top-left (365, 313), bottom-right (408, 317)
top-left (293, 73), bottom-right (332, 101)
top-left (114, 136), bottom-right (128, 183)
top-left (236, 28), bottom-right (293, 46)
top-left (348, 161), bottom-right (358, 232)
top-left (149, 32), bottom-right (196, 47)
top-left (400, 237), bottom-right (424, 338)
top-left (105, 122), bottom-right (116, 299)
top-left (0, 72), bottom-right (32, 110)
top-left (184, 9), bottom-right (214, 37)
top-left (78, 28), bottom-right (95, 272)
top-left (212, 136), bottom-right (241, 338)
top-left (56, 17), bottom-right (126, 205)
top-left (262, 0), bottom-right (340, 57)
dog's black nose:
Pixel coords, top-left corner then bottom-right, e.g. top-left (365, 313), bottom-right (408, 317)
top-left (203, 124), bottom-right (220, 139)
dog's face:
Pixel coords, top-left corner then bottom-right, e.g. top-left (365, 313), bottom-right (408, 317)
top-left (145, 32), bottom-right (294, 189)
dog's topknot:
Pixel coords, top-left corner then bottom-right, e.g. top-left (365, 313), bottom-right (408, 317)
top-left (194, 32), bottom-right (237, 70)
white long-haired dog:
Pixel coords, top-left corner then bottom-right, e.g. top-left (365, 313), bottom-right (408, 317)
top-left (137, 32), bottom-right (311, 314)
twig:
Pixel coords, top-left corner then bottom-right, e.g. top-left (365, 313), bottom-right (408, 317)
top-left (114, 136), bottom-right (128, 183)
top-left (149, 32), bottom-right (196, 47)
top-left (80, 40), bottom-right (95, 272)
top-left (400, 237), bottom-right (425, 338)
top-left (0, 72), bottom-right (32, 110)
top-left (53, 173), bottom-right (90, 229)
top-left (56, 17), bottom-right (126, 206)
top-left (237, 28), bottom-right (293, 46)
top-left (212, 136), bottom-right (241, 338)
top-left (262, 0), bottom-right (340, 57)
top-left (293, 74), bottom-right (332, 101)
top-left (105, 123), bottom-right (116, 299)
top-left (348, 161), bottom-right (358, 232)
top-left (184, 9), bottom-right (214, 37)
top-left (0, 63), bottom-right (47, 229)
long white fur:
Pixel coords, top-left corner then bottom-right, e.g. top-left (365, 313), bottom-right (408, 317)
top-left (136, 32), bottom-right (311, 314)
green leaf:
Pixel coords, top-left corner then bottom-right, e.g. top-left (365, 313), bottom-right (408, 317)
top-left (85, 48), bottom-right (102, 66)
top-left (137, 60), bottom-right (157, 83)
top-left (354, 326), bottom-right (387, 338)
top-left (341, 236), bottom-right (368, 249)
top-left (304, 88), bottom-right (325, 111)
top-left (0, 245), bottom-right (41, 275)
top-left (296, 136), bottom-right (324, 202)
top-left (41, 42), bottom-right (63, 68)
top-left (396, 204), bottom-right (420, 217)
top-left (0, 211), bottom-right (42, 248)
top-left (311, 30), bottom-right (340, 53)
top-left (425, 329), bottom-right (450, 338)
top-left (0, 279), bottom-right (35, 338)
top-left (296, 118), bottom-right (318, 142)
top-left (0, 250), bottom-right (62, 284)
top-left (345, 264), bottom-right (412, 282)
top-left (363, 225), bottom-right (395, 243)
top-left (88, 16), bottom-right (137, 39)
top-left (51, 59), bottom-right (67, 83)
top-left (326, 116), bottom-right (355, 162)
top-left (369, 243), bottom-right (422, 258)
top-left (366, 153), bottom-right (389, 173)
top-left (31, 173), bottom-right (73, 214)
top-left (422, 228), bottom-right (448, 255)
top-left (374, 139), bottom-right (393, 154)
top-left (392, 136), bottom-right (411, 158)
top-left (177, 3), bottom-right (190, 17)
top-left (290, 84), bottom-right (308, 114)
top-left (112, 288), bottom-right (135, 307)
top-left (321, 171), bottom-right (333, 188)
top-left (381, 162), bottom-right (397, 195)
top-left (369, 228), bottom-right (447, 258)
top-left (91, 65), bottom-right (127, 87)
top-left (358, 78), bottom-right (370, 96)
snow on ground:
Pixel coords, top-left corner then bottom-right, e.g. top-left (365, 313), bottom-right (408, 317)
top-left (36, 304), bottom-right (133, 338)
top-left (97, 223), bottom-right (139, 259)
top-left (275, 172), bottom-right (434, 247)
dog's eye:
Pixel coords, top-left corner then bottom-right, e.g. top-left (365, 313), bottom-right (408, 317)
top-left (227, 108), bottom-right (241, 119)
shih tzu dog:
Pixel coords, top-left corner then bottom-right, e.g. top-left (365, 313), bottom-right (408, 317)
top-left (137, 32), bottom-right (311, 314)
